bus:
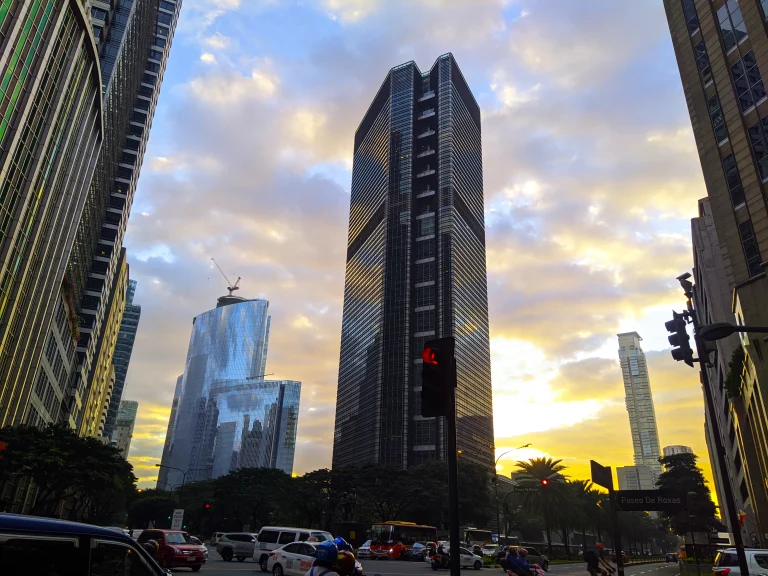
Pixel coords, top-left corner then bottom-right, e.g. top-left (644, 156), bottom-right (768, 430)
top-left (370, 521), bottom-right (438, 560)
top-left (463, 527), bottom-right (494, 547)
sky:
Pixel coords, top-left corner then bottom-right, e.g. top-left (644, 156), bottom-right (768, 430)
top-left (123, 0), bottom-right (717, 495)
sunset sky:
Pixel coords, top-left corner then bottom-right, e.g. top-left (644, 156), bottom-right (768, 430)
top-left (123, 0), bottom-right (717, 494)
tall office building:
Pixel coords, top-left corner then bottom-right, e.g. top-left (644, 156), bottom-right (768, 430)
top-left (663, 445), bottom-right (694, 457)
top-left (616, 465), bottom-right (657, 491)
top-left (691, 197), bottom-right (762, 543)
top-left (617, 333), bottom-right (662, 479)
top-left (111, 399), bottom-right (138, 456)
top-left (46, 0), bottom-right (180, 433)
top-left (664, 0), bottom-right (768, 546)
top-left (332, 54), bottom-right (494, 470)
top-left (103, 279), bottom-right (141, 439)
top-left (157, 294), bottom-right (301, 489)
top-left (0, 0), bottom-right (104, 427)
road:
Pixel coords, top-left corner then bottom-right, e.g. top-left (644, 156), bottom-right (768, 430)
top-left (192, 557), bottom-right (681, 576)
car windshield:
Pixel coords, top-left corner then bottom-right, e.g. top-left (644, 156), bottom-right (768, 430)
top-left (715, 552), bottom-right (738, 567)
top-left (311, 532), bottom-right (332, 542)
top-left (362, 540), bottom-right (372, 548)
top-left (413, 543), bottom-right (425, 549)
top-left (165, 533), bottom-right (190, 544)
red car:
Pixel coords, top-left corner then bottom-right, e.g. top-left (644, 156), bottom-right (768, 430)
top-left (137, 529), bottom-right (206, 571)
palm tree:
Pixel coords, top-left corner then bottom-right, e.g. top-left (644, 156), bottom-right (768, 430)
top-left (514, 457), bottom-right (569, 556)
top-left (570, 480), bottom-right (603, 550)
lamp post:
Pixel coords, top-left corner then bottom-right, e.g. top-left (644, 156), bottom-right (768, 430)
top-left (495, 443), bottom-right (531, 545)
top-left (155, 464), bottom-right (207, 504)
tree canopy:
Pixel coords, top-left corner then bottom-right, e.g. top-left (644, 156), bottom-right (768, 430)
top-left (656, 453), bottom-right (721, 534)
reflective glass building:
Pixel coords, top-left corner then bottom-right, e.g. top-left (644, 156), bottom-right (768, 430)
top-left (332, 54), bottom-right (494, 470)
top-left (158, 296), bottom-right (300, 489)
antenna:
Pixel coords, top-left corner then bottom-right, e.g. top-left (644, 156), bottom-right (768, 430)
top-left (210, 258), bottom-right (241, 296)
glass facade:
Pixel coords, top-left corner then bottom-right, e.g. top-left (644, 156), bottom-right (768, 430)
top-left (103, 278), bottom-right (141, 438)
top-left (158, 297), bottom-right (302, 487)
top-left (112, 398), bottom-right (138, 456)
top-left (333, 54), bottom-right (494, 470)
top-left (0, 0), bottom-right (103, 427)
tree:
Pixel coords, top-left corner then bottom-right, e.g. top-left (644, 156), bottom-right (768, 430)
top-left (128, 490), bottom-right (178, 529)
top-left (514, 457), bottom-right (569, 555)
top-left (571, 480), bottom-right (603, 549)
top-left (656, 453), bottom-right (719, 535)
top-left (213, 468), bottom-right (290, 531)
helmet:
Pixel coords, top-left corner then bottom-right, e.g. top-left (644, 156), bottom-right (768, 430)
top-left (336, 551), bottom-right (356, 576)
top-left (334, 537), bottom-right (352, 552)
top-left (596, 543), bottom-right (605, 550)
top-left (518, 548), bottom-right (528, 557)
top-left (315, 541), bottom-right (339, 565)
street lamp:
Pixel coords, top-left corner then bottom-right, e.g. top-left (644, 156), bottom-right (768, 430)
top-left (155, 464), bottom-right (207, 504)
top-left (494, 443), bottom-right (531, 545)
top-left (697, 322), bottom-right (768, 342)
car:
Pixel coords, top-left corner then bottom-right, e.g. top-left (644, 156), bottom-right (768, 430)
top-left (666, 553), bottom-right (678, 563)
top-left (713, 547), bottom-right (768, 575)
top-left (455, 547), bottom-right (484, 570)
top-left (267, 541), bottom-right (364, 576)
top-left (137, 528), bottom-right (207, 571)
top-left (513, 547), bottom-right (549, 572)
top-left (357, 540), bottom-right (372, 559)
top-left (211, 532), bottom-right (226, 546)
top-left (0, 513), bottom-right (169, 576)
top-left (217, 532), bottom-right (259, 562)
top-left (104, 526), bottom-right (131, 535)
top-left (482, 544), bottom-right (503, 558)
top-left (190, 536), bottom-right (209, 560)
top-left (403, 542), bottom-right (428, 561)
top-left (254, 526), bottom-right (334, 572)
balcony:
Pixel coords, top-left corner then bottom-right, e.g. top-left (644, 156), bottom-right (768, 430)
top-left (417, 128), bottom-right (435, 139)
top-left (417, 147), bottom-right (435, 158)
top-left (419, 90), bottom-right (435, 102)
top-left (418, 108), bottom-right (435, 120)
top-left (416, 167), bottom-right (435, 178)
top-left (417, 187), bottom-right (435, 198)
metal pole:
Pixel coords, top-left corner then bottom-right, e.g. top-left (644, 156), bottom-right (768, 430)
top-left (609, 489), bottom-right (624, 576)
top-left (689, 309), bottom-right (750, 576)
top-left (447, 358), bottom-right (460, 576)
top-left (496, 477), bottom-right (502, 546)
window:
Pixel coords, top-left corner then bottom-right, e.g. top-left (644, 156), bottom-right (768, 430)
top-left (278, 532), bottom-right (296, 545)
top-left (299, 532), bottom-right (309, 542)
top-left (415, 284), bottom-right (435, 308)
top-left (731, 52), bottom-right (765, 112)
top-left (762, 0), bottom-right (768, 20)
top-left (718, 0), bottom-right (747, 52)
top-left (258, 530), bottom-right (279, 544)
top-left (416, 240), bottom-right (434, 260)
top-left (738, 219), bottom-right (763, 277)
top-left (708, 96), bottom-right (728, 144)
top-left (748, 117), bottom-right (768, 179)
top-left (282, 543), bottom-right (301, 553)
top-left (722, 155), bottom-right (745, 207)
top-left (695, 42), bottom-right (713, 85)
top-left (415, 262), bottom-right (434, 284)
top-left (164, 532), bottom-right (189, 544)
top-left (91, 541), bottom-right (153, 576)
top-left (415, 420), bottom-right (435, 445)
top-left (299, 543), bottom-right (316, 557)
top-left (740, 479), bottom-right (749, 501)
top-left (681, 0), bottom-right (699, 34)
top-left (735, 449), bottom-right (743, 472)
top-left (755, 556), bottom-right (768, 569)
top-left (415, 310), bottom-right (434, 333)
top-left (715, 552), bottom-right (739, 567)
top-left (0, 536), bottom-right (81, 576)
top-left (418, 216), bottom-right (435, 236)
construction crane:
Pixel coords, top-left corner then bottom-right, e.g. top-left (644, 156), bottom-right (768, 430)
top-left (210, 258), bottom-right (241, 296)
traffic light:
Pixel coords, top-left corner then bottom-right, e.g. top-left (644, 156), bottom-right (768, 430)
top-left (541, 479), bottom-right (549, 487)
top-left (202, 502), bottom-right (211, 515)
top-left (421, 337), bottom-right (456, 418)
top-left (665, 311), bottom-right (694, 367)
top-left (0, 441), bottom-right (7, 460)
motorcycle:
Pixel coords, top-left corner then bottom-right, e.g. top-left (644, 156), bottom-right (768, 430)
top-left (431, 553), bottom-right (451, 570)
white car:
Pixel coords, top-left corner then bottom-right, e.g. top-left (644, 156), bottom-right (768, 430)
top-left (443, 546), bottom-right (483, 570)
top-left (190, 536), bottom-right (209, 560)
top-left (356, 540), bottom-right (372, 559)
top-left (268, 542), bottom-right (364, 576)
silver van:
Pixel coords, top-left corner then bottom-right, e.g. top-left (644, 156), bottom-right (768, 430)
top-left (253, 526), bottom-right (334, 571)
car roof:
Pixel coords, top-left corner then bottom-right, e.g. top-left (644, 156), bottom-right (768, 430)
top-left (261, 527), bottom-right (330, 532)
top-left (0, 513), bottom-right (135, 544)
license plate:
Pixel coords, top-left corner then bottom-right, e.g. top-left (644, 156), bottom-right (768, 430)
top-left (188, 557), bottom-right (197, 562)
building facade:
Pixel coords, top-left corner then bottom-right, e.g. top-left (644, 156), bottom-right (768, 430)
top-left (616, 465), bottom-right (657, 491)
top-left (691, 197), bottom-right (763, 544)
top-left (111, 399), bottom-right (138, 456)
top-left (157, 295), bottom-right (301, 489)
top-left (663, 445), bottom-right (694, 457)
top-left (332, 54), bottom-right (494, 470)
top-left (0, 0), bottom-right (104, 427)
top-left (664, 0), bottom-right (768, 546)
top-left (618, 332), bottom-right (663, 479)
top-left (103, 278), bottom-right (141, 438)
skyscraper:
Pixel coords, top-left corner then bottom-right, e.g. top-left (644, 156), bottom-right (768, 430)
top-left (158, 294), bottom-right (301, 489)
top-left (0, 0), bottom-right (104, 427)
top-left (332, 54), bottom-right (494, 470)
top-left (103, 279), bottom-right (142, 439)
top-left (617, 332), bottom-right (662, 479)
top-left (662, 445), bottom-right (694, 457)
top-left (616, 466), bottom-right (657, 491)
top-left (664, 0), bottom-right (768, 546)
top-left (112, 399), bottom-right (139, 456)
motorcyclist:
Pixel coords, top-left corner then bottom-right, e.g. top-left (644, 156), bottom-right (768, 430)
top-left (306, 541), bottom-right (340, 576)
top-left (505, 546), bottom-right (518, 573)
top-left (434, 543), bottom-right (449, 568)
top-left (334, 537), bottom-right (353, 553)
top-left (511, 548), bottom-right (535, 576)
top-left (336, 550), bottom-right (357, 576)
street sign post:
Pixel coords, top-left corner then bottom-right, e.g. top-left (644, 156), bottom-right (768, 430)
top-left (171, 509), bottom-right (184, 530)
top-left (614, 490), bottom-right (686, 512)
top-left (590, 460), bottom-right (613, 491)
top-left (591, 460), bottom-right (623, 576)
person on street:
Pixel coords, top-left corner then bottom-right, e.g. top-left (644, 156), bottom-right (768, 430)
top-left (584, 543), bottom-right (614, 576)
top-left (597, 544), bottom-right (615, 574)
top-left (334, 537), bottom-right (353, 553)
top-left (336, 550), bottom-right (357, 576)
top-left (306, 541), bottom-right (340, 576)
top-left (511, 548), bottom-right (535, 576)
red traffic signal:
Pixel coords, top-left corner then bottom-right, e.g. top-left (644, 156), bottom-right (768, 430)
top-left (204, 503), bottom-right (211, 510)
top-left (541, 479), bottom-right (549, 486)
top-left (0, 441), bottom-right (7, 460)
top-left (422, 347), bottom-right (438, 365)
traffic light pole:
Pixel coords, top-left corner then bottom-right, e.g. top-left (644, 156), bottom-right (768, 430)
top-left (608, 489), bottom-right (624, 576)
top-left (688, 308), bottom-right (750, 576)
top-left (447, 357), bottom-right (461, 576)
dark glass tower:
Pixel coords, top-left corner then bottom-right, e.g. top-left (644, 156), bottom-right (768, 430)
top-left (332, 54), bottom-right (494, 470)
top-left (103, 278), bottom-right (141, 439)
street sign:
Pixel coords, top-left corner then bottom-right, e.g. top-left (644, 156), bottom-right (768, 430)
top-left (615, 490), bottom-right (686, 512)
top-left (171, 509), bottom-right (184, 530)
top-left (590, 460), bottom-right (613, 491)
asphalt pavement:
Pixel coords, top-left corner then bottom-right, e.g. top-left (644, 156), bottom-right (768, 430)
top-left (191, 557), bottom-right (681, 576)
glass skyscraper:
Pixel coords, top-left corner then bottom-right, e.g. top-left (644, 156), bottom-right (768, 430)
top-left (103, 278), bottom-right (141, 439)
top-left (0, 0), bottom-right (104, 427)
top-left (158, 295), bottom-right (301, 489)
top-left (332, 54), bottom-right (494, 470)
